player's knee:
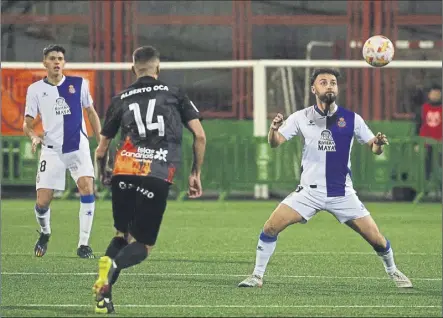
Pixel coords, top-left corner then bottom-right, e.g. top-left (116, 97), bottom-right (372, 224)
top-left (36, 190), bottom-right (53, 208)
top-left (35, 200), bottom-right (50, 210)
top-left (77, 176), bottom-right (94, 195)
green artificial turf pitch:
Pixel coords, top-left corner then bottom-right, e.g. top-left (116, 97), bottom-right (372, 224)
top-left (1, 200), bottom-right (441, 317)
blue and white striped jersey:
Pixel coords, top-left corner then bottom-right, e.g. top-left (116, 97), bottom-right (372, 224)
top-left (25, 75), bottom-right (93, 153)
top-left (279, 105), bottom-right (374, 197)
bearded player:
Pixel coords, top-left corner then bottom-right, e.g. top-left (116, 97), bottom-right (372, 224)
top-left (238, 68), bottom-right (412, 288)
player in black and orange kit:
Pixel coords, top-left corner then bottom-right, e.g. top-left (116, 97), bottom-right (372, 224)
top-left (92, 46), bottom-right (206, 314)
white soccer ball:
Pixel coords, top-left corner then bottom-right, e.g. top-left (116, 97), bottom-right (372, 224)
top-left (362, 35), bottom-right (395, 67)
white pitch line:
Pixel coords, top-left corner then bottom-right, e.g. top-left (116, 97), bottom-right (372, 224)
top-left (2, 251), bottom-right (441, 256)
top-left (1, 272), bottom-right (441, 281)
top-left (1, 304), bottom-right (441, 309)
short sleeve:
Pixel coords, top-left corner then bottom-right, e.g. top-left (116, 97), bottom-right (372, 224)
top-left (354, 113), bottom-right (375, 144)
top-left (101, 98), bottom-right (122, 138)
top-left (24, 86), bottom-right (39, 119)
top-left (179, 90), bottom-right (202, 124)
top-left (278, 112), bottom-right (301, 141)
top-left (81, 78), bottom-right (93, 108)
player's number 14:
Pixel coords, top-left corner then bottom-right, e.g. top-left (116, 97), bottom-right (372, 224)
top-left (129, 99), bottom-right (165, 137)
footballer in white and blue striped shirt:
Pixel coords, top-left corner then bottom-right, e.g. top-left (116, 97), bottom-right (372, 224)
top-left (23, 44), bottom-right (102, 259)
top-left (238, 68), bottom-right (412, 289)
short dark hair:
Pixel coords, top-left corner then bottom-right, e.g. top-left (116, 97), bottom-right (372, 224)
top-left (429, 84), bottom-right (442, 92)
top-left (310, 68), bottom-right (341, 86)
top-left (133, 46), bottom-right (160, 64)
top-left (43, 44), bottom-right (66, 57)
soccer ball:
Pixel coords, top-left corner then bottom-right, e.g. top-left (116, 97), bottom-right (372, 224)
top-left (362, 35), bottom-right (395, 67)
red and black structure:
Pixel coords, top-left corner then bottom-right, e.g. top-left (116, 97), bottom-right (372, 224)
top-left (2, 0), bottom-right (441, 119)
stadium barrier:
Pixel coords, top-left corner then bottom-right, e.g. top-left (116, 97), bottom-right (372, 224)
top-left (2, 136), bottom-right (440, 201)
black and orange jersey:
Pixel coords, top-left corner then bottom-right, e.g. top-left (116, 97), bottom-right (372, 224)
top-left (101, 76), bottom-right (201, 183)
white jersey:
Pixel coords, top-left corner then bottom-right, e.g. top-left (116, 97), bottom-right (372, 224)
top-left (278, 105), bottom-right (374, 197)
top-left (25, 75), bottom-right (93, 154)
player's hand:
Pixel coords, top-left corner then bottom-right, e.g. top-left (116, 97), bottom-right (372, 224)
top-left (100, 168), bottom-right (113, 186)
top-left (374, 132), bottom-right (389, 146)
top-left (95, 146), bottom-right (107, 160)
top-left (95, 148), bottom-right (112, 186)
top-left (270, 113), bottom-right (284, 130)
top-left (187, 174), bottom-right (202, 199)
top-left (31, 136), bottom-right (43, 154)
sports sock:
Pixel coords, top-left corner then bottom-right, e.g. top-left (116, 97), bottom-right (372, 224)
top-left (374, 238), bottom-right (397, 274)
top-left (105, 236), bottom-right (128, 285)
top-left (252, 230), bottom-right (278, 278)
top-left (109, 242), bottom-right (148, 284)
top-left (34, 204), bottom-right (51, 234)
top-left (78, 194), bottom-right (95, 247)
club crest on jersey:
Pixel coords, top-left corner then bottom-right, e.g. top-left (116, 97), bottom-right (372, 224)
top-left (54, 97), bottom-right (71, 116)
top-left (68, 85), bottom-right (76, 94)
top-left (318, 129), bottom-right (336, 152)
top-left (337, 117), bottom-right (346, 128)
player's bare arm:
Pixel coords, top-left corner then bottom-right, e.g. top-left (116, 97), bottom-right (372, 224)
top-left (85, 106), bottom-right (102, 144)
top-left (367, 132), bottom-right (389, 155)
top-left (186, 118), bottom-right (206, 198)
top-left (95, 135), bottom-right (113, 185)
top-left (23, 115), bottom-right (43, 153)
top-left (268, 113), bottom-right (287, 148)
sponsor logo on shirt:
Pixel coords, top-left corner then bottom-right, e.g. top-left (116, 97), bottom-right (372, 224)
top-left (54, 97), bottom-right (71, 116)
top-left (120, 146), bottom-right (168, 162)
top-left (318, 129), bottom-right (336, 152)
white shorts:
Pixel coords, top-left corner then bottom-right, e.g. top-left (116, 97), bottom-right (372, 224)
top-left (281, 185), bottom-right (370, 224)
top-left (36, 145), bottom-right (95, 191)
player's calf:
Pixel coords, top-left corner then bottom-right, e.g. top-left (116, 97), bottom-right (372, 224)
top-left (346, 216), bottom-right (412, 288)
top-left (104, 235), bottom-right (129, 285)
top-left (34, 190), bottom-right (53, 257)
top-left (92, 241), bottom-right (149, 313)
top-left (76, 177), bottom-right (96, 258)
top-left (239, 204), bottom-right (304, 287)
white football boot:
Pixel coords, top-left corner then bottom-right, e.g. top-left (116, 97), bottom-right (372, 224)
top-left (238, 274), bottom-right (263, 287)
top-left (388, 269), bottom-right (413, 288)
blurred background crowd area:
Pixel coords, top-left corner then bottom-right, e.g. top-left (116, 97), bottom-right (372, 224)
top-left (1, 0), bottom-right (442, 201)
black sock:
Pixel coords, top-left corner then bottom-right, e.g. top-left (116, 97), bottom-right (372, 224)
top-left (114, 242), bottom-right (148, 270)
top-left (105, 236), bottom-right (128, 258)
top-left (107, 241), bottom-right (148, 286)
top-left (105, 236), bottom-right (128, 286)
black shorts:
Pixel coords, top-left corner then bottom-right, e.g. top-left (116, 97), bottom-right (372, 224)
top-left (111, 175), bottom-right (170, 245)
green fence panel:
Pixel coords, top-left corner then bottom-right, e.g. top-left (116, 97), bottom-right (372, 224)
top-left (2, 135), bottom-right (441, 201)
top-left (2, 137), bottom-right (39, 186)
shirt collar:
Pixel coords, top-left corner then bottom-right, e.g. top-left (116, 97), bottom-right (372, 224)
top-left (43, 75), bottom-right (66, 86)
top-left (314, 104), bottom-right (338, 117)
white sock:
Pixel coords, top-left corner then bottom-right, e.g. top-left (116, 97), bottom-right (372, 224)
top-left (78, 195), bottom-right (95, 247)
top-left (35, 204), bottom-right (51, 234)
top-left (252, 231), bottom-right (277, 278)
top-left (376, 239), bottom-right (397, 275)
top-left (377, 248), bottom-right (397, 274)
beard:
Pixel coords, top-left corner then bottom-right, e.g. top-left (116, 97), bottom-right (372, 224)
top-left (319, 92), bottom-right (336, 105)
